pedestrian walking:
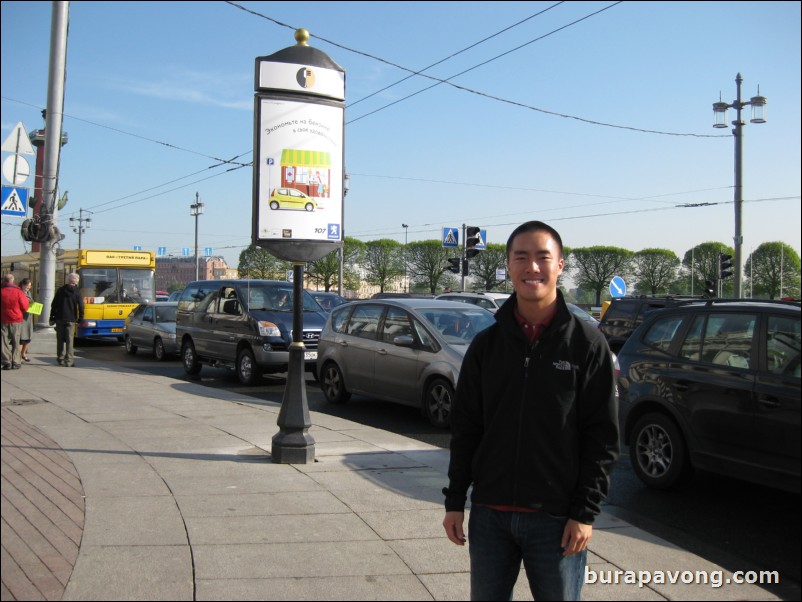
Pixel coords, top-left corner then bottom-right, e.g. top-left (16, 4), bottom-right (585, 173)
top-left (50, 273), bottom-right (85, 367)
top-left (442, 220), bottom-right (619, 601)
top-left (19, 278), bottom-right (35, 362)
top-left (1, 273), bottom-right (30, 370)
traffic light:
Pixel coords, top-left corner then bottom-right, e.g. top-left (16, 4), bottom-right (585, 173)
top-left (447, 257), bottom-right (461, 274)
top-left (704, 279), bottom-right (716, 297)
top-left (719, 253), bottom-right (733, 279)
top-left (466, 226), bottom-right (482, 259)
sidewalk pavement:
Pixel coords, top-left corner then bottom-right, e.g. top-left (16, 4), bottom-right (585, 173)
top-left (1, 329), bottom-right (794, 601)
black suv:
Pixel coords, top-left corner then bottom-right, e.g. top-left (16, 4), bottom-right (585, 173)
top-left (617, 299), bottom-right (800, 493)
top-left (176, 280), bottom-right (328, 384)
top-left (599, 296), bottom-right (702, 352)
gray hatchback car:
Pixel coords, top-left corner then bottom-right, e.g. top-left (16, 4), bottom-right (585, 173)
top-left (124, 302), bottom-right (179, 361)
top-left (317, 298), bottom-right (495, 428)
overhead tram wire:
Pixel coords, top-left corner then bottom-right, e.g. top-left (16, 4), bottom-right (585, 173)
top-left (1, 96), bottom-right (252, 168)
top-left (225, 2), bottom-right (723, 138)
top-left (347, 195), bottom-right (800, 241)
top-left (347, 2), bottom-right (566, 108)
top-left (347, 1), bottom-right (624, 124)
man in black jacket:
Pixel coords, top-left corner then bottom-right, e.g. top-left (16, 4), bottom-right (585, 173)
top-left (443, 221), bottom-right (619, 601)
top-left (50, 273), bottom-right (85, 367)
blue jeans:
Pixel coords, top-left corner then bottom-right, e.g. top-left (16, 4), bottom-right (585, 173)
top-left (468, 505), bottom-right (586, 601)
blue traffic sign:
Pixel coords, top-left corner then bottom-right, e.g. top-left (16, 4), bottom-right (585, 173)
top-left (443, 227), bottom-right (459, 247)
top-left (1, 185), bottom-right (29, 217)
top-left (610, 276), bottom-right (627, 298)
top-left (475, 229), bottom-right (487, 250)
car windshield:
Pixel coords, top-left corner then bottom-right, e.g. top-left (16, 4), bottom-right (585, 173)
top-left (246, 285), bottom-right (321, 312)
top-left (420, 307), bottom-right (495, 345)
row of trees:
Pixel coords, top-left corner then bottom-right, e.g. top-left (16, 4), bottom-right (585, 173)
top-left (237, 239), bottom-right (801, 302)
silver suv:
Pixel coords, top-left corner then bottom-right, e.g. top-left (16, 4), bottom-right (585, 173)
top-left (434, 291), bottom-right (510, 313)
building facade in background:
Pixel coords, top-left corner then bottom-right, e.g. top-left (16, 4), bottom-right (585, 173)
top-left (155, 256), bottom-right (233, 290)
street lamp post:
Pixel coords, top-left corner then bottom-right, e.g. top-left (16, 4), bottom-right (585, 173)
top-left (712, 73), bottom-right (766, 298)
top-left (339, 173), bottom-right (349, 297)
top-left (402, 223), bottom-right (409, 292)
top-left (190, 192), bottom-right (204, 280)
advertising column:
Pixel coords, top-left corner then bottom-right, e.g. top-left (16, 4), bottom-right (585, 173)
top-left (253, 29), bottom-right (345, 464)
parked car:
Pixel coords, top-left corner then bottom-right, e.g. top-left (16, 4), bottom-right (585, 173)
top-left (309, 291), bottom-right (349, 312)
top-left (176, 280), bottom-right (328, 384)
top-left (317, 299), bottom-right (496, 428)
top-left (566, 303), bottom-right (601, 328)
top-left (167, 290), bottom-right (184, 302)
top-left (370, 292), bottom-right (435, 299)
top-left (268, 187), bottom-right (316, 211)
top-left (599, 295), bottom-right (702, 352)
top-left (617, 299), bottom-right (801, 493)
top-left (435, 291), bottom-right (510, 313)
top-left (124, 302), bottom-right (179, 361)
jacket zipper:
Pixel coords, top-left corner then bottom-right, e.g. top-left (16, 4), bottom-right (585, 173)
top-left (513, 341), bottom-right (537, 506)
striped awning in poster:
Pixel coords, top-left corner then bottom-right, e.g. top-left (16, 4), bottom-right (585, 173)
top-left (280, 149), bottom-right (331, 168)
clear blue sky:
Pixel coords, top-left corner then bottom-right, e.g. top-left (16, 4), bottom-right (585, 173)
top-left (2, 1), bottom-right (800, 270)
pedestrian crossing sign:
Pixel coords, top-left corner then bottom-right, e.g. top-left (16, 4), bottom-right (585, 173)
top-left (443, 227), bottom-right (459, 248)
top-left (1, 185), bottom-right (29, 217)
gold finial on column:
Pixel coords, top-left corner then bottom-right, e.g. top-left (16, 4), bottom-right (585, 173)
top-left (295, 28), bottom-right (310, 46)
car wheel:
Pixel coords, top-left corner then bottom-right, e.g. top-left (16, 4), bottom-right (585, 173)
top-left (237, 348), bottom-right (260, 385)
top-left (423, 378), bottom-right (453, 428)
top-left (182, 339), bottom-right (201, 375)
top-left (321, 362), bottom-right (350, 404)
top-left (305, 203), bottom-right (314, 212)
top-left (154, 337), bottom-right (166, 361)
top-left (270, 201), bottom-right (279, 210)
top-left (125, 335), bottom-right (138, 355)
top-left (630, 412), bottom-right (692, 489)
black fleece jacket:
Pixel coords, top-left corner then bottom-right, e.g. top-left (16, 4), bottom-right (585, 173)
top-left (444, 291), bottom-right (619, 524)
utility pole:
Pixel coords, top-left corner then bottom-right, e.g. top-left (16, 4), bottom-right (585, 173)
top-left (69, 208), bottom-right (92, 248)
top-left (38, 1), bottom-right (70, 329)
top-left (190, 192), bottom-right (203, 280)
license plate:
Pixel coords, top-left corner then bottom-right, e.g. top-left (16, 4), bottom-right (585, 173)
top-left (111, 328), bottom-right (123, 333)
top-left (304, 351), bottom-right (317, 361)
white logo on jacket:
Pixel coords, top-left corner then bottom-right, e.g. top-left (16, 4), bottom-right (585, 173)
top-left (553, 360), bottom-right (573, 371)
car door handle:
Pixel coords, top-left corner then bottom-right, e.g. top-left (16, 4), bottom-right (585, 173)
top-left (673, 380), bottom-right (690, 392)
top-left (377, 349), bottom-right (388, 355)
top-left (758, 396), bottom-right (781, 409)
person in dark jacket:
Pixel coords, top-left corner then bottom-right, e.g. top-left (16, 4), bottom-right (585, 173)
top-left (2, 273), bottom-right (30, 370)
top-left (442, 221), bottom-right (619, 601)
top-left (50, 273), bottom-right (85, 367)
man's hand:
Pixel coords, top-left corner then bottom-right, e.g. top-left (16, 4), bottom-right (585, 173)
top-left (561, 519), bottom-right (592, 556)
top-left (443, 511), bottom-right (466, 546)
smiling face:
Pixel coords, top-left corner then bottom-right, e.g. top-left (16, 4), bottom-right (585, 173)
top-left (507, 229), bottom-right (565, 309)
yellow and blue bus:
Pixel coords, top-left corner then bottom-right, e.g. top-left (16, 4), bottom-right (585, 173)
top-left (2, 249), bottom-right (156, 340)
top-left (74, 249), bottom-right (156, 339)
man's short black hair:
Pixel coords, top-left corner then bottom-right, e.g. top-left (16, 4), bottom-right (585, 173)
top-left (506, 221), bottom-right (564, 259)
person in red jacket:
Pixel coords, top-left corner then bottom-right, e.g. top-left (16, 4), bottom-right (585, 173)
top-left (1, 273), bottom-right (30, 370)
